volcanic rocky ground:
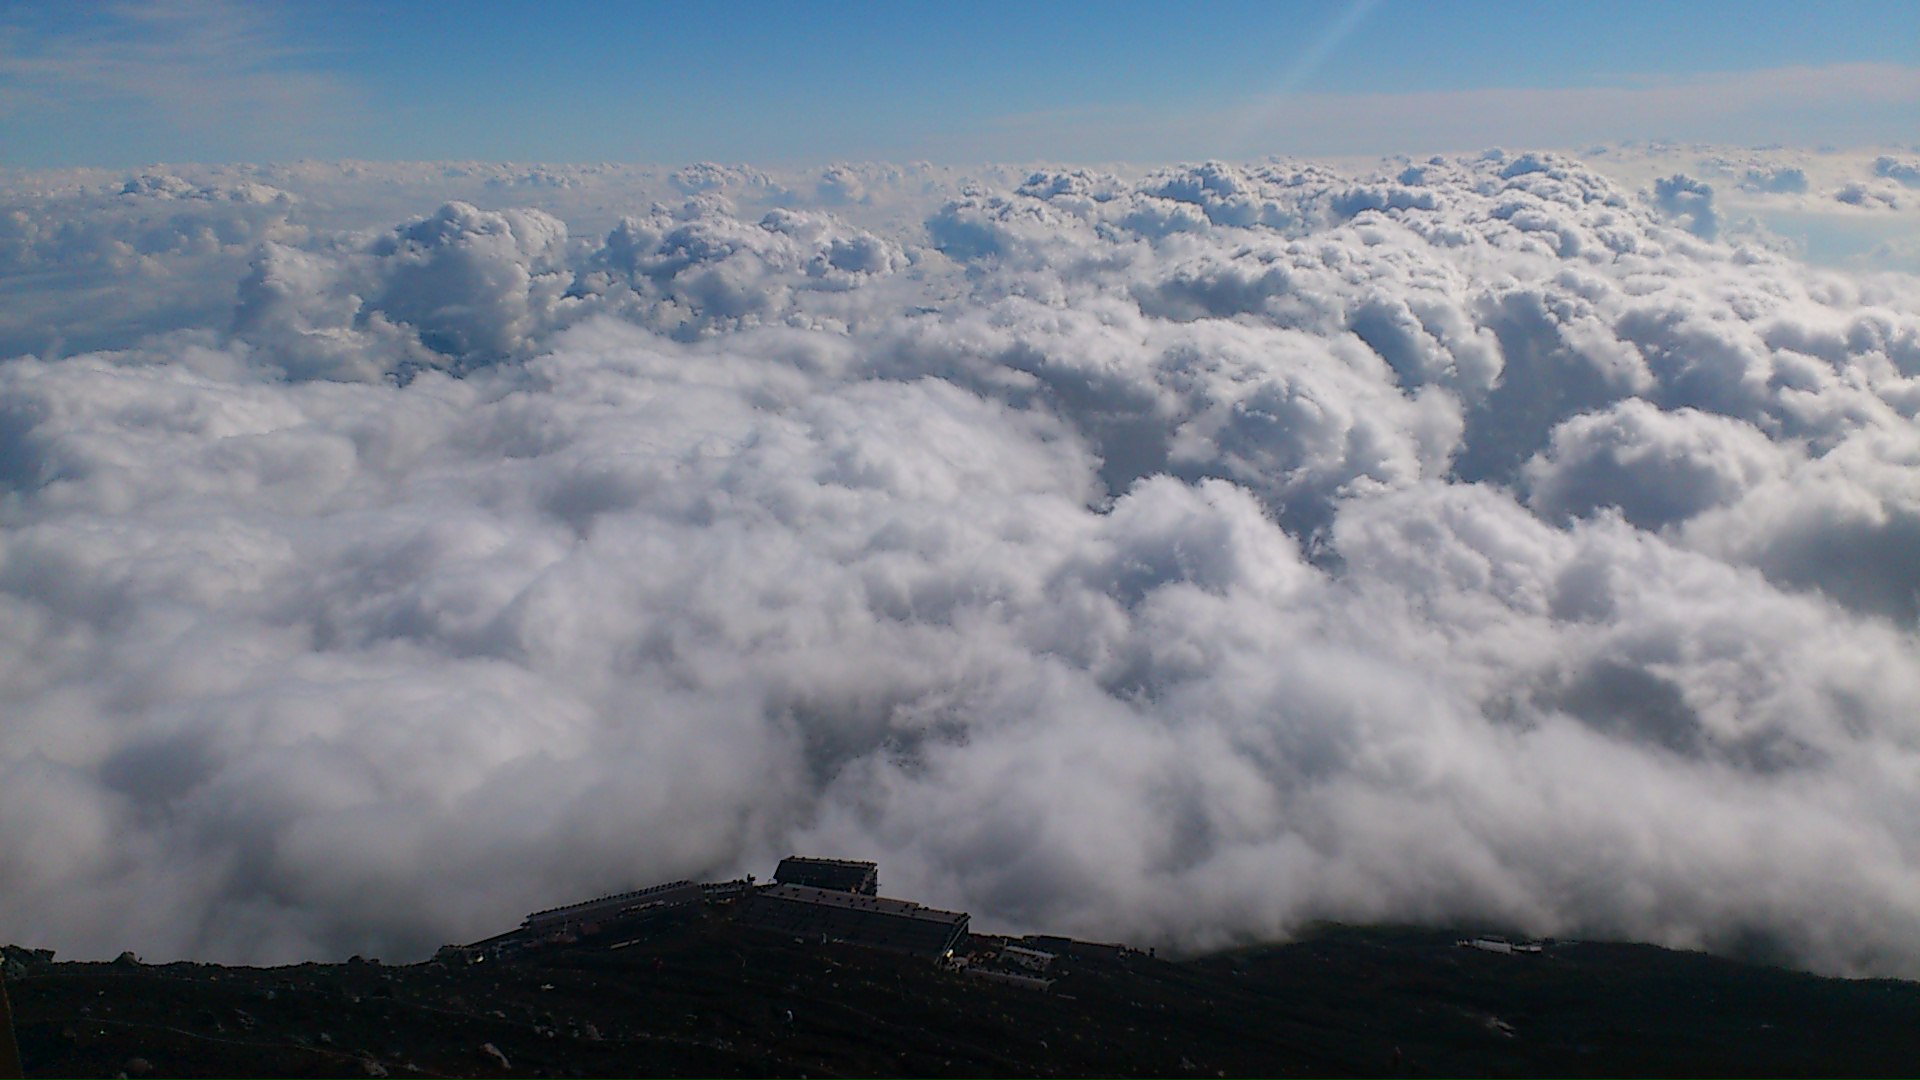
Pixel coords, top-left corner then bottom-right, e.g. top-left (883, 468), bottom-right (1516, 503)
top-left (8, 904), bottom-right (1920, 1078)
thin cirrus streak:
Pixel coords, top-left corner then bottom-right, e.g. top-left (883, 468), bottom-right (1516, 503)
top-left (1222, 0), bottom-right (1386, 148)
top-left (1271, 0), bottom-right (1385, 97)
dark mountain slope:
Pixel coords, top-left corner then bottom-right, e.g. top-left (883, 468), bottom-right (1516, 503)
top-left (9, 912), bottom-right (1919, 1077)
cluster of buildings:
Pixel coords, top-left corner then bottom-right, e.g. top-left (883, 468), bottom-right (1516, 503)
top-left (738, 883), bottom-right (969, 959)
top-left (524, 879), bottom-right (705, 936)
top-left (436, 878), bottom-right (709, 964)
top-left (1457, 936), bottom-right (1547, 955)
top-left (738, 859), bottom-right (1070, 988)
top-left (728, 856), bottom-right (968, 960)
top-left (439, 857), bottom-right (985, 969)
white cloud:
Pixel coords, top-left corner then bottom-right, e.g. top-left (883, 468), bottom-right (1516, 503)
top-left (1523, 399), bottom-right (1785, 528)
top-left (1875, 156), bottom-right (1920, 188)
top-left (1581, 145), bottom-right (1920, 273)
top-left (3, 150), bottom-right (1920, 980)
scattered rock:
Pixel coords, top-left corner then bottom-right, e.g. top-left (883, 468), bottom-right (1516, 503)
top-left (122, 1056), bottom-right (153, 1076)
top-left (481, 1042), bottom-right (511, 1069)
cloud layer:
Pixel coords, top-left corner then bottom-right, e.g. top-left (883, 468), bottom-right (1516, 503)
top-left (3, 151), bottom-right (1920, 976)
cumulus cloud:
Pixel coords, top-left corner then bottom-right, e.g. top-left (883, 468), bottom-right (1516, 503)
top-left (1523, 399), bottom-right (1784, 528)
top-left (1651, 173), bottom-right (1720, 239)
top-left (3, 151), bottom-right (1920, 980)
top-left (1740, 164), bottom-right (1809, 195)
top-left (0, 170), bottom-right (303, 357)
top-left (1577, 145), bottom-right (1920, 275)
top-left (1834, 179), bottom-right (1907, 210)
top-left (1875, 155), bottom-right (1920, 188)
top-left (230, 200), bottom-right (578, 381)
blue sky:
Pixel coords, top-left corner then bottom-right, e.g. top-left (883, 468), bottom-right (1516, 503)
top-left (2, 0), bottom-right (1916, 167)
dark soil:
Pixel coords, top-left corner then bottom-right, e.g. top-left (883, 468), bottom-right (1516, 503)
top-left (9, 913), bottom-right (1919, 1077)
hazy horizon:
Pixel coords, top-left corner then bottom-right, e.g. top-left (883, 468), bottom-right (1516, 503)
top-left (4, 0), bottom-right (1918, 167)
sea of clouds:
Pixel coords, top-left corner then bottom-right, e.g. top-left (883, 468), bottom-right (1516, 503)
top-left (3, 147), bottom-right (1920, 975)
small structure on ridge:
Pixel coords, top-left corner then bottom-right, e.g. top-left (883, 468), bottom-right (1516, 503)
top-left (773, 856), bottom-right (879, 895)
